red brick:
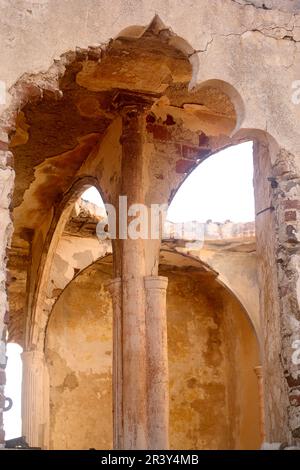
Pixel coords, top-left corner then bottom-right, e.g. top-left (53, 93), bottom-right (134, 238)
top-left (0, 141), bottom-right (8, 151)
top-left (283, 200), bottom-right (300, 210)
top-left (182, 145), bottom-right (200, 160)
top-left (290, 392), bottom-right (300, 406)
top-left (182, 144), bottom-right (211, 161)
top-left (199, 132), bottom-right (210, 146)
top-left (285, 210), bottom-right (297, 222)
top-left (146, 123), bottom-right (172, 141)
top-left (176, 159), bottom-right (196, 174)
top-left (286, 375), bottom-right (300, 388)
top-left (198, 147), bottom-right (211, 159)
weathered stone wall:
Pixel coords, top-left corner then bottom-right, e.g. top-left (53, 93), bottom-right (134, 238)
top-left (1, 0), bottom-right (300, 157)
top-left (272, 149), bottom-right (300, 442)
top-left (0, 148), bottom-right (14, 446)
top-left (166, 268), bottom-right (260, 450)
top-left (46, 261), bottom-right (260, 449)
top-left (252, 138), bottom-right (291, 443)
top-left (45, 266), bottom-right (113, 450)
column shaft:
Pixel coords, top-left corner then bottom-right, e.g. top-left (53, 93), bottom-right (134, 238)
top-left (254, 365), bottom-right (266, 444)
top-left (22, 350), bottom-right (49, 448)
top-left (111, 98), bottom-right (170, 449)
top-left (107, 278), bottom-right (123, 449)
top-left (120, 105), bottom-right (147, 449)
top-left (145, 276), bottom-right (169, 449)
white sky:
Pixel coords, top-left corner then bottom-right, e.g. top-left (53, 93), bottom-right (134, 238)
top-left (168, 141), bottom-right (255, 223)
top-left (4, 141), bottom-right (255, 440)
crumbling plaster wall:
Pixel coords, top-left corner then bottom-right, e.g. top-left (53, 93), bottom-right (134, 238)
top-left (46, 261), bottom-right (260, 450)
top-left (166, 268), bottom-right (260, 450)
top-left (46, 267), bottom-right (113, 450)
top-left (1, 0), bottom-right (300, 155)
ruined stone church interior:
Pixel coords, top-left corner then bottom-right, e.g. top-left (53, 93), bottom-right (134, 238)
top-left (0, 0), bottom-right (300, 452)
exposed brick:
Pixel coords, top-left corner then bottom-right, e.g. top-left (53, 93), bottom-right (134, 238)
top-left (285, 210), bottom-right (297, 222)
top-left (182, 145), bottom-right (200, 160)
top-left (290, 392), bottom-right (300, 406)
top-left (146, 123), bottom-right (172, 141)
top-left (286, 224), bottom-right (298, 242)
top-left (199, 132), bottom-right (210, 146)
top-left (286, 374), bottom-right (300, 388)
top-left (283, 200), bottom-right (300, 210)
top-left (176, 159), bottom-right (197, 174)
top-left (198, 148), bottom-right (211, 159)
top-left (0, 141), bottom-right (8, 151)
top-left (182, 144), bottom-right (211, 161)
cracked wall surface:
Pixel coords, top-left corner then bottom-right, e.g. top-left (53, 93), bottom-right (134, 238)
top-left (231, 0), bottom-right (300, 13)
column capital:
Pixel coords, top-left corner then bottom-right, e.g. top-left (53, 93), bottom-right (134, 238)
top-left (144, 275), bottom-right (168, 291)
top-left (112, 91), bottom-right (156, 115)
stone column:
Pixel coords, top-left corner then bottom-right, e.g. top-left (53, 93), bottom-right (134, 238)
top-left (254, 365), bottom-right (265, 444)
top-left (107, 277), bottom-right (123, 450)
top-left (112, 94), bottom-right (170, 449)
top-left (145, 276), bottom-right (169, 449)
top-left (22, 350), bottom-right (49, 448)
top-left (119, 102), bottom-right (148, 449)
